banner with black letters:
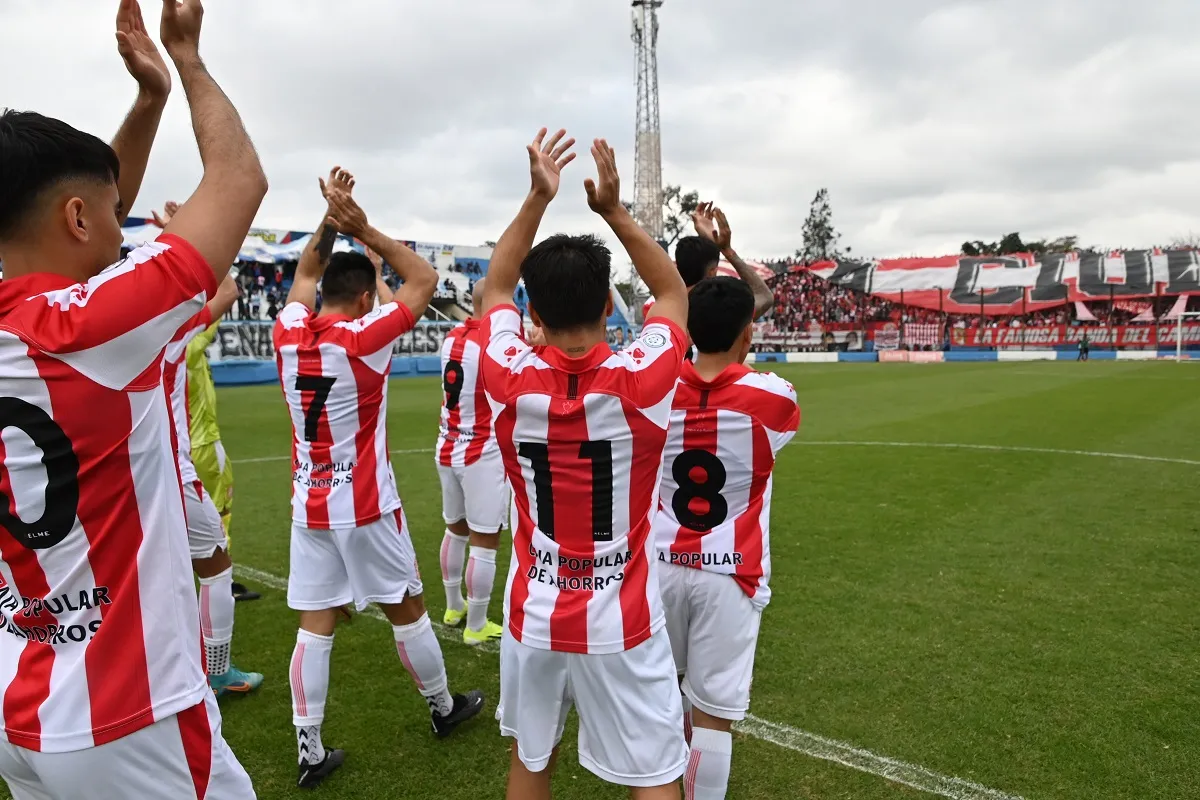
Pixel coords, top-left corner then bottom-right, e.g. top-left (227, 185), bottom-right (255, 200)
top-left (805, 249), bottom-right (1200, 315)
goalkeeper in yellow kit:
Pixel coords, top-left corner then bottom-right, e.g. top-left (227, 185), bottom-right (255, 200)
top-left (153, 199), bottom-right (260, 601)
top-left (188, 320), bottom-right (261, 601)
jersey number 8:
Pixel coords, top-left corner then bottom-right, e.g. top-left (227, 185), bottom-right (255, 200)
top-left (672, 449), bottom-right (728, 532)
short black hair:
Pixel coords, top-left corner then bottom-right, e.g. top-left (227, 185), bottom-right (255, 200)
top-left (688, 276), bottom-right (754, 354)
top-left (0, 110), bottom-right (120, 240)
top-left (521, 234), bottom-right (612, 331)
top-left (321, 251), bottom-right (376, 304)
top-left (674, 236), bottom-right (721, 287)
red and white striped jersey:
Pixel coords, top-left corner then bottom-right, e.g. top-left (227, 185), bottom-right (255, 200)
top-left (652, 361), bottom-right (799, 609)
top-left (641, 296), bottom-right (696, 362)
top-left (436, 319), bottom-right (496, 466)
top-left (481, 304), bottom-right (687, 654)
top-left (274, 301), bottom-right (416, 529)
top-left (162, 307), bottom-right (212, 484)
top-left (0, 236), bottom-right (216, 752)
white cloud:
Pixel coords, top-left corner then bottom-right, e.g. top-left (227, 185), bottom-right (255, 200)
top-left (3, 0), bottom-right (1197, 261)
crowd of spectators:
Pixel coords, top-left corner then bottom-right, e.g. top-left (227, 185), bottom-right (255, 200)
top-left (763, 267), bottom-right (1192, 333)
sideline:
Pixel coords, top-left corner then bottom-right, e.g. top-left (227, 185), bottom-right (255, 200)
top-left (234, 563), bottom-right (1026, 799)
top-left (233, 441), bottom-right (1200, 468)
top-left (793, 440), bottom-right (1200, 467)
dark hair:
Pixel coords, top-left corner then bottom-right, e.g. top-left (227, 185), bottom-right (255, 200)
top-left (321, 251), bottom-right (376, 304)
top-left (688, 276), bottom-right (754, 354)
top-left (0, 110), bottom-right (120, 240)
top-left (521, 234), bottom-right (612, 331)
top-left (674, 236), bottom-right (721, 287)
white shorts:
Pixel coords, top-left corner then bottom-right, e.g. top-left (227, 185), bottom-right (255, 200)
top-left (660, 563), bottom-right (762, 721)
top-left (436, 452), bottom-right (508, 532)
top-left (497, 627), bottom-right (687, 788)
top-left (186, 480), bottom-right (228, 561)
top-left (0, 693), bottom-right (254, 800)
top-left (288, 509), bottom-right (423, 612)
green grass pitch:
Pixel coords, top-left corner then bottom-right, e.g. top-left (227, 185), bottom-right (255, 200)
top-left (6, 361), bottom-right (1199, 799)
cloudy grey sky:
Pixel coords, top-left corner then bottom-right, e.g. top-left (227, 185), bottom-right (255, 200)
top-left (3, 0), bottom-right (1198, 260)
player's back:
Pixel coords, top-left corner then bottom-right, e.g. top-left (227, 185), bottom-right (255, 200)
top-left (274, 301), bottom-right (416, 530)
top-left (0, 237), bottom-right (216, 752)
top-left (162, 308), bottom-right (212, 483)
top-left (436, 319), bottom-right (496, 467)
top-left (481, 304), bottom-right (688, 654)
top-left (653, 361), bottom-right (799, 607)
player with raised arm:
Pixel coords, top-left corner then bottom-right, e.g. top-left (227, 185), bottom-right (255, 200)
top-left (480, 130), bottom-right (690, 800)
top-left (152, 199), bottom-right (261, 601)
top-left (436, 276), bottom-right (509, 646)
top-left (0, 0), bottom-right (266, 796)
top-left (162, 275), bottom-right (265, 697)
top-left (276, 169), bottom-right (484, 790)
top-left (652, 277), bottom-right (799, 800)
top-left (642, 203), bottom-right (774, 324)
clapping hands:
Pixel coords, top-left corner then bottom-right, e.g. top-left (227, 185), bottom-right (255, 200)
top-left (319, 167), bottom-right (368, 239)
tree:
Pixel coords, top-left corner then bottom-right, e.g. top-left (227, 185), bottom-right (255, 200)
top-left (1170, 232), bottom-right (1200, 249)
top-left (622, 185), bottom-right (700, 248)
top-left (481, 240), bottom-right (497, 248)
top-left (612, 279), bottom-right (641, 309)
top-left (661, 185), bottom-right (700, 247)
top-left (796, 188), bottom-right (847, 265)
top-left (962, 233), bottom-right (1079, 257)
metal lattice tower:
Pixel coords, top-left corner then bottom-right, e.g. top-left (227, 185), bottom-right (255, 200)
top-left (631, 0), bottom-right (664, 243)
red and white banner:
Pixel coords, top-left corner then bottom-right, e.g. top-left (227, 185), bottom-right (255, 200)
top-left (803, 250), bottom-right (1200, 315)
top-left (950, 324), bottom-right (1200, 349)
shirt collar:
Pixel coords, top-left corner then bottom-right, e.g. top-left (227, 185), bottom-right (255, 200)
top-left (0, 272), bottom-right (78, 315)
top-left (535, 341), bottom-right (614, 373)
top-left (680, 359), bottom-right (752, 389)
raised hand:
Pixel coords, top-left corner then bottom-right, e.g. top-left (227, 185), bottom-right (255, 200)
top-left (117, 0), bottom-right (171, 99)
top-left (527, 128), bottom-right (576, 201)
top-left (584, 139), bottom-right (621, 217)
top-left (319, 166), bottom-right (356, 202)
top-left (711, 206), bottom-right (733, 251)
top-left (160, 0), bottom-right (204, 61)
top-left (692, 201), bottom-right (717, 241)
top-left (320, 169), bottom-right (368, 238)
top-left (365, 247), bottom-right (384, 273)
top-left (150, 199), bottom-right (179, 228)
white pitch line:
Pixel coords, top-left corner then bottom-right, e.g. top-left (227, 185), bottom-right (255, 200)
top-left (233, 447), bottom-right (434, 465)
top-left (233, 441), bottom-right (1200, 468)
top-left (734, 715), bottom-right (1026, 800)
top-left (793, 440), bottom-right (1200, 467)
top-left (232, 564), bottom-right (498, 655)
top-left (233, 563), bottom-right (1025, 799)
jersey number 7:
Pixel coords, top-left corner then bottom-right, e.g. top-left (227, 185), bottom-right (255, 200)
top-left (295, 375), bottom-right (337, 443)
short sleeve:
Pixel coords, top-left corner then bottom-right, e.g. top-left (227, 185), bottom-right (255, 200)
top-left (273, 302), bottom-right (313, 350)
top-left (165, 305), bottom-right (215, 365)
top-left (6, 235), bottom-right (217, 391)
top-left (176, 305), bottom-right (213, 349)
top-left (479, 305), bottom-right (528, 405)
top-left (616, 316), bottom-right (688, 407)
top-left (754, 373), bottom-right (800, 453)
top-left (339, 302), bottom-right (416, 361)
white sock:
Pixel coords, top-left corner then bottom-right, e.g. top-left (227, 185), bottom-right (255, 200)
top-left (439, 530), bottom-right (468, 613)
top-left (685, 727), bottom-right (733, 800)
top-left (393, 614), bottom-right (453, 716)
top-left (198, 567), bottom-right (235, 677)
top-left (291, 629), bottom-right (333, 764)
top-left (465, 545), bottom-right (497, 632)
